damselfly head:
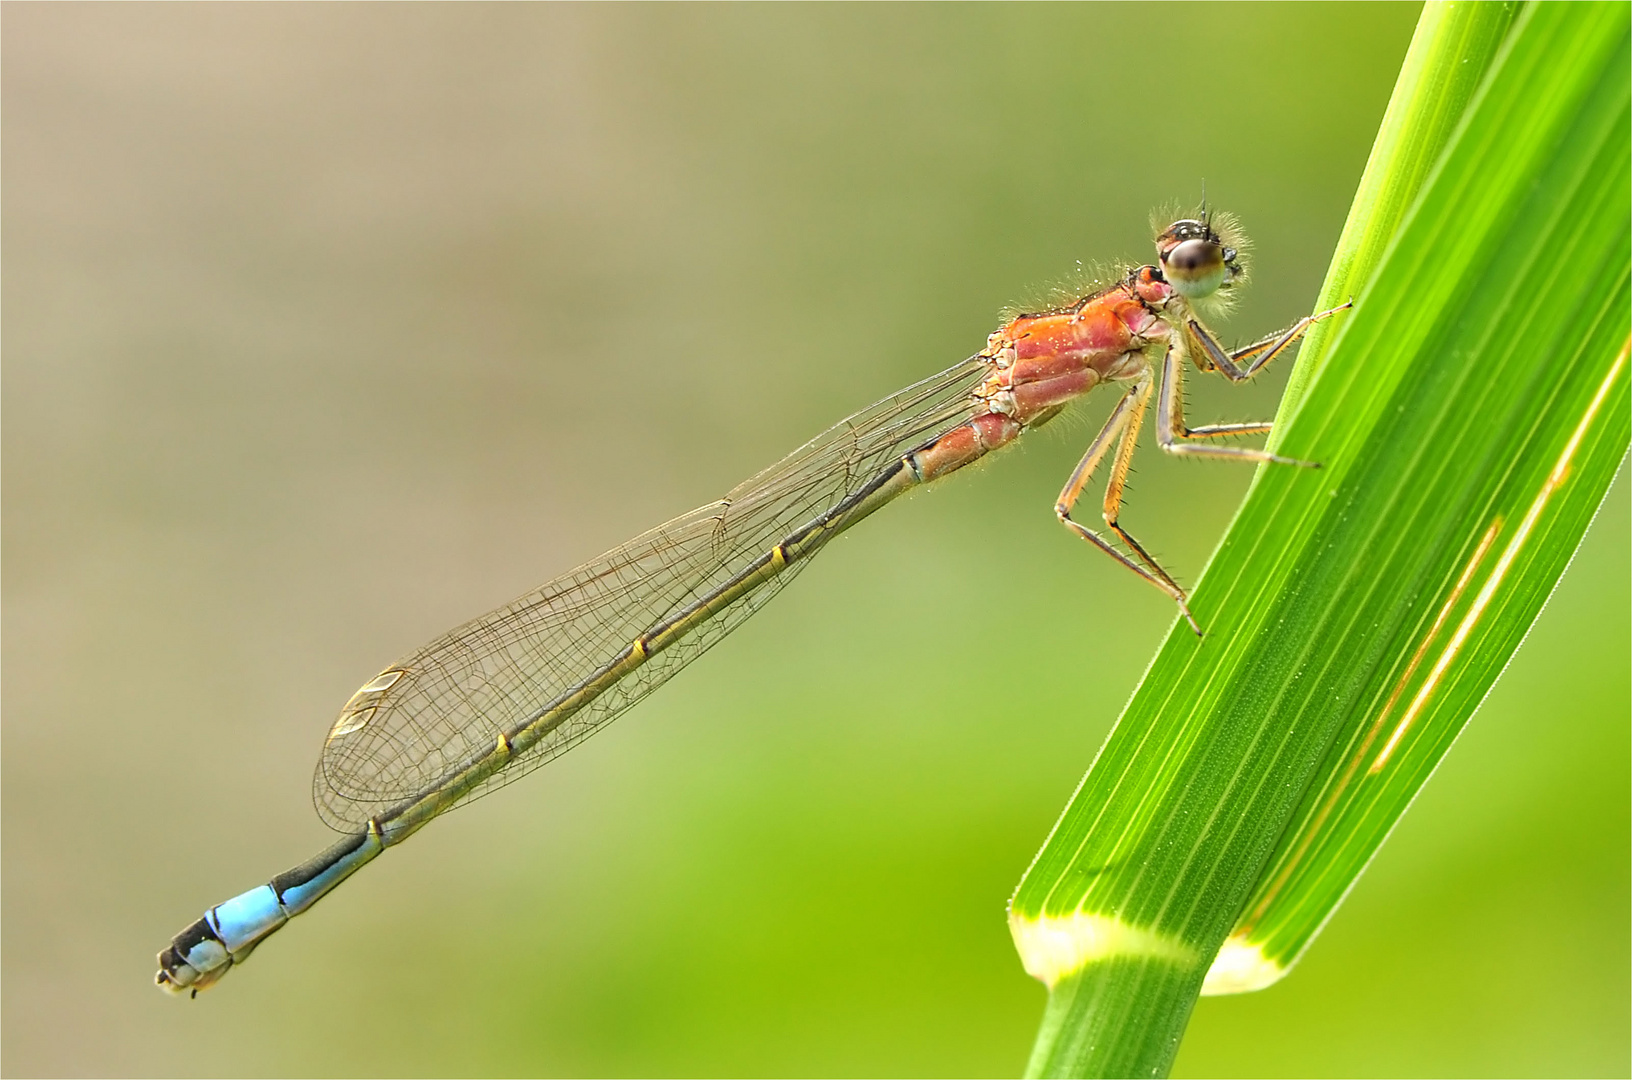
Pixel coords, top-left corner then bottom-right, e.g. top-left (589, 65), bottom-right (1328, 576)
top-left (1155, 216), bottom-right (1245, 301)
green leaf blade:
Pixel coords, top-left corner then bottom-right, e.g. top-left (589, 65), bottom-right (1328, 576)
top-left (1276, 0), bottom-right (1521, 421)
top-left (1219, 5), bottom-right (1631, 987)
top-left (1010, 2), bottom-right (1631, 1075)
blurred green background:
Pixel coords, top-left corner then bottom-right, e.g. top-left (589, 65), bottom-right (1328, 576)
top-left (3, 4), bottom-right (1626, 1076)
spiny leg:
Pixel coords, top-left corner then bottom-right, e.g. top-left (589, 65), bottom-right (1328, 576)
top-left (1187, 299), bottom-right (1353, 382)
top-left (1156, 341), bottom-right (1318, 467)
top-left (1167, 419), bottom-right (1275, 440)
top-left (1055, 374), bottom-right (1201, 635)
top-left (1099, 377), bottom-right (1183, 592)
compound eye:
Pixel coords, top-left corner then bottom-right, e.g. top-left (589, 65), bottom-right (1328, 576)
top-left (1160, 238), bottom-right (1226, 299)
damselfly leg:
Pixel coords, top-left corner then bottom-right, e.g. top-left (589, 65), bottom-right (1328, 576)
top-left (1059, 300), bottom-right (1353, 634)
top-left (1053, 374), bottom-right (1202, 631)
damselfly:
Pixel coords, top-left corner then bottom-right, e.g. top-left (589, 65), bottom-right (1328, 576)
top-left (156, 210), bottom-right (1349, 994)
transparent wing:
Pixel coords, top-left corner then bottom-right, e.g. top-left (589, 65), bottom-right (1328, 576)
top-left (315, 357), bottom-right (988, 830)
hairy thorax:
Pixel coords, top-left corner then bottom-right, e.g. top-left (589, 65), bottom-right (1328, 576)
top-left (976, 269), bottom-right (1177, 426)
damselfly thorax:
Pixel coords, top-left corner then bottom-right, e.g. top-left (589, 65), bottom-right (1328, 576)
top-left (910, 217), bottom-right (1348, 631)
